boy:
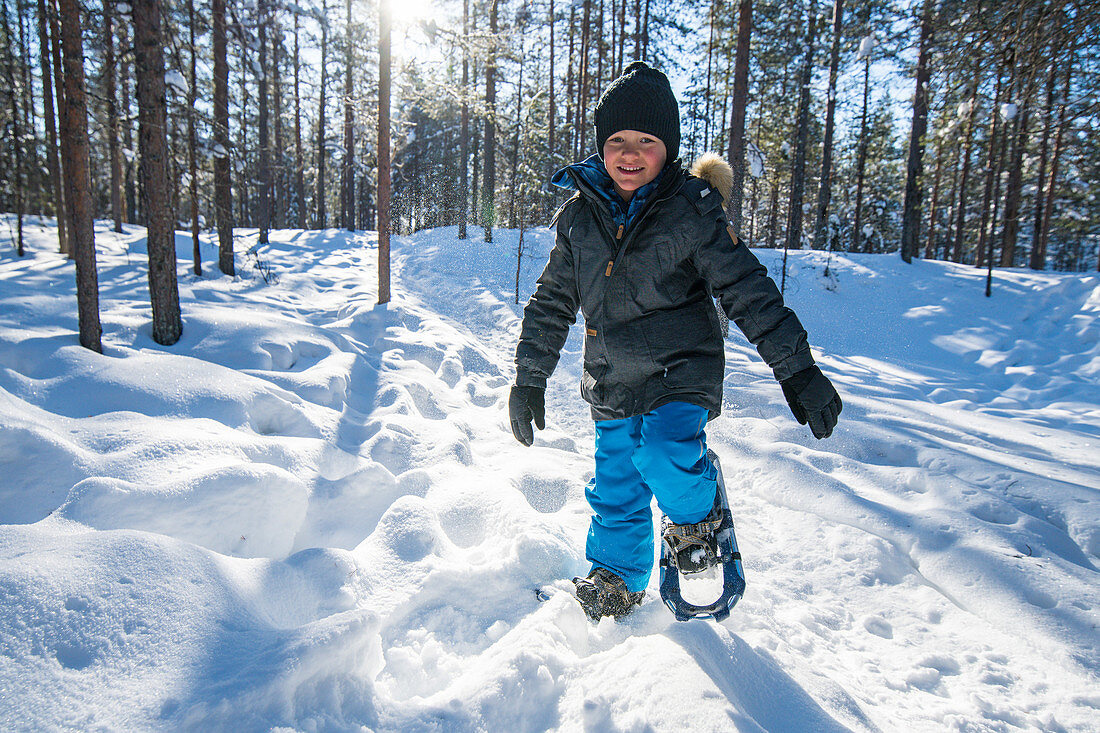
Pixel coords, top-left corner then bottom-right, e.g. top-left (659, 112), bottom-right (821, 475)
top-left (509, 62), bottom-right (841, 620)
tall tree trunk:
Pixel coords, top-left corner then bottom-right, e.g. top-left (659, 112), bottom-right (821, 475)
top-left (458, 0), bottom-right (469, 239)
top-left (508, 40), bottom-right (524, 230)
top-left (727, 0), bottom-right (752, 236)
top-left (703, 0), bottom-right (716, 150)
top-left (483, 0), bottom-right (498, 243)
top-left (118, 21), bottom-right (136, 225)
top-left (342, 0), bottom-right (354, 231)
top-left (133, 0), bottom-right (182, 345)
top-left (976, 60), bottom-right (1006, 269)
top-left (104, 0), bottom-right (123, 234)
top-left (811, 0), bottom-right (843, 251)
top-left (58, 0), bottom-right (101, 351)
top-left (48, 0), bottom-right (70, 252)
top-left (2, 0), bottom-right (24, 255)
top-left (851, 54), bottom-right (870, 253)
top-left (924, 134), bottom-right (944, 259)
top-left (293, 10), bottom-right (305, 229)
top-left (213, 0), bottom-right (233, 275)
top-left (377, 0), bottom-right (391, 303)
top-left (1028, 47), bottom-right (1058, 271)
top-left (272, 16), bottom-right (285, 230)
top-left (188, 0), bottom-right (200, 275)
top-left (547, 0), bottom-right (554, 168)
top-left (316, 0), bottom-right (328, 229)
top-left (1038, 42), bottom-right (1073, 272)
top-left (36, 0), bottom-right (64, 250)
top-left (952, 88), bottom-right (977, 263)
top-left (257, 0), bottom-right (271, 244)
top-left (999, 98), bottom-right (1029, 267)
top-left (577, 0), bottom-right (591, 161)
top-left (784, 7), bottom-right (816, 254)
top-left (899, 0), bottom-right (934, 263)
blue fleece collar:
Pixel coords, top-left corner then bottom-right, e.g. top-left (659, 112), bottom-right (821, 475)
top-left (551, 154), bottom-right (665, 229)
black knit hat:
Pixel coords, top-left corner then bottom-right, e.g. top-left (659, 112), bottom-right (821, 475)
top-left (594, 61), bottom-right (680, 161)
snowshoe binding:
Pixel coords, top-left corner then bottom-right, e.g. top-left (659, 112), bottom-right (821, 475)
top-left (572, 567), bottom-right (644, 621)
top-left (658, 450), bottom-right (746, 622)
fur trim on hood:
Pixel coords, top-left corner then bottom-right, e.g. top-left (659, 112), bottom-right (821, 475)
top-left (690, 153), bottom-right (733, 206)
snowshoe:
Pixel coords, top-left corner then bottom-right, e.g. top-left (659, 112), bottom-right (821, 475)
top-left (572, 567), bottom-right (644, 621)
top-left (659, 450), bottom-right (746, 622)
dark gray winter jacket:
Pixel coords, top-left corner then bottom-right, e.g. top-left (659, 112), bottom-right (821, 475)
top-left (515, 156), bottom-right (816, 421)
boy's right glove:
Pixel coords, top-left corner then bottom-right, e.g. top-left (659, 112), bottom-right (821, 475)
top-left (780, 365), bottom-right (842, 439)
top-left (509, 385), bottom-right (545, 447)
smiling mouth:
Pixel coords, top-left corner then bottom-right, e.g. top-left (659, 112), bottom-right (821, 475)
top-left (618, 166), bottom-right (644, 173)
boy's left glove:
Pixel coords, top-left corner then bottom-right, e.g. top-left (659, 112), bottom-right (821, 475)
top-left (780, 365), bottom-right (842, 439)
top-left (509, 385), bottom-right (545, 447)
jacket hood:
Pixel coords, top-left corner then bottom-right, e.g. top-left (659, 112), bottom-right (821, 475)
top-left (689, 153), bottom-right (734, 206)
top-left (551, 155), bottom-right (683, 227)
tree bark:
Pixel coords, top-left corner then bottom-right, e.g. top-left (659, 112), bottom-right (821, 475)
top-left (316, 0), bottom-right (328, 229)
top-left (1028, 45), bottom-right (1058, 270)
top-left (999, 97), bottom-right (1029, 267)
top-left (483, 0), bottom-right (499, 243)
top-left (2, 0), bottom-right (24, 255)
top-left (36, 0), bottom-right (64, 251)
top-left (811, 0), bottom-right (843, 251)
top-left (951, 88), bottom-right (977, 263)
top-left (58, 0), bottom-right (101, 351)
top-left (975, 60), bottom-right (1006, 269)
top-left (784, 7), bottom-right (816, 254)
top-left (104, 1), bottom-right (123, 234)
top-left (133, 0), bottom-right (182, 345)
top-left (727, 0), bottom-right (752, 236)
top-left (293, 10), bottom-right (305, 229)
top-left (47, 0), bottom-right (70, 252)
top-left (899, 0), bottom-right (934, 263)
top-left (188, 0), bottom-right (200, 275)
top-left (213, 0), bottom-right (233, 275)
top-left (458, 0), bottom-right (469, 238)
top-left (924, 134), bottom-right (944, 259)
top-left (258, 0), bottom-right (271, 244)
top-left (377, 0), bottom-right (391, 303)
top-left (342, 0), bottom-right (355, 231)
top-left (1037, 42), bottom-right (1072, 272)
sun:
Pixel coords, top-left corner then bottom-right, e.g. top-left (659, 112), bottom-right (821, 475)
top-left (384, 0), bottom-right (437, 29)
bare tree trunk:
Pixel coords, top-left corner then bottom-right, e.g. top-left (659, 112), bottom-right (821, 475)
top-left (272, 15), bottom-right (285, 230)
top-left (483, 0), bottom-right (498, 243)
top-left (727, 0), bottom-right (752, 236)
top-left (703, 0), bottom-right (716, 149)
top-left (104, 1), bottom-right (123, 234)
top-left (58, 0), bottom-right (101, 351)
top-left (293, 10), bottom-right (305, 229)
top-left (509, 39), bottom-right (524, 230)
top-left (924, 135), bottom-right (944, 259)
top-left (784, 7), bottom-right (816, 254)
top-left (48, 0), bottom-right (70, 253)
top-left (458, 0), bottom-right (469, 239)
top-left (133, 0), bottom-right (182, 345)
top-left (811, 0), bottom-right (843, 251)
top-left (999, 98), bottom-right (1029, 267)
top-left (952, 86), bottom-right (977, 263)
top-left (1028, 47), bottom-right (1058, 270)
top-left (316, 0), bottom-right (328, 229)
top-left (976, 60), bottom-right (1006, 269)
top-left (1038, 42), bottom-right (1073, 271)
top-left (118, 21), bottom-right (135, 225)
top-left (257, 0), bottom-right (271, 244)
top-left (377, 0), bottom-right (391, 303)
top-left (900, 0), bottom-right (934, 263)
top-left (1, 0), bottom-right (24, 255)
top-left (547, 0), bottom-right (555, 167)
top-left (188, 0), bottom-right (200, 275)
top-left (577, 0), bottom-right (590, 162)
top-left (851, 52), bottom-right (869, 254)
top-left (342, 0), bottom-right (355, 231)
top-left (213, 0), bottom-right (233, 275)
top-left (36, 0), bottom-right (64, 250)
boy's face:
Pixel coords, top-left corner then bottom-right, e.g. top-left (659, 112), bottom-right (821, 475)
top-left (603, 130), bottom-right (667, 201)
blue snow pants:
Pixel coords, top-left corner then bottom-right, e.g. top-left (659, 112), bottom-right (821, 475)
top-left (585, 401), bottom-right (718, 592)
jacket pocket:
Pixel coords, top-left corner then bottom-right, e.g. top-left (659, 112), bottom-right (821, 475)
top-left (639, 303), bottom-right (723, 389)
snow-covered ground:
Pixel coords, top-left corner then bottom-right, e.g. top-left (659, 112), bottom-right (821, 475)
top-left (0, 214), bottom-right (1097, 731)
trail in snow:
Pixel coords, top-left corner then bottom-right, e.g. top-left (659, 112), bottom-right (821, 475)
top-left (0, 215), bottom-right (1097, 731)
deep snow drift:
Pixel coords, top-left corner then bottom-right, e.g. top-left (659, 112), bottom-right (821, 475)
top-left (0, 215), bottom-right (1097, 731)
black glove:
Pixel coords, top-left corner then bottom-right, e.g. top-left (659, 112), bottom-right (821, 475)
top-left (509, 385), bottom-right (545, 447)
top-left (780, 365), bottom-right (842, 439)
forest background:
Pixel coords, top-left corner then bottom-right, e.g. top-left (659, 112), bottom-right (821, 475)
top-left (1, 0), bottom-right (1098, 350)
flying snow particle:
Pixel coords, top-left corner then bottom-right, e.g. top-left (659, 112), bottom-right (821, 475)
top-left (165, 70), bottom-right (189, 95)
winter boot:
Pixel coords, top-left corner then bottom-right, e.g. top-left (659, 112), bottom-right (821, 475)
top-left (661, 492), bottom-right (723, 575)
top-left (572, 567), bottom-right (644, 620)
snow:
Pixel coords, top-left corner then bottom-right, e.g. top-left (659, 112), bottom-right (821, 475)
top-left (164, 70), bottom-right (189, 96)
top-left (856, 34), bottom-right (876, 61)
top-left (1002, 102), bottom-right (1018, 121)
top-left (0, 214), bottom-right (1098, 731)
